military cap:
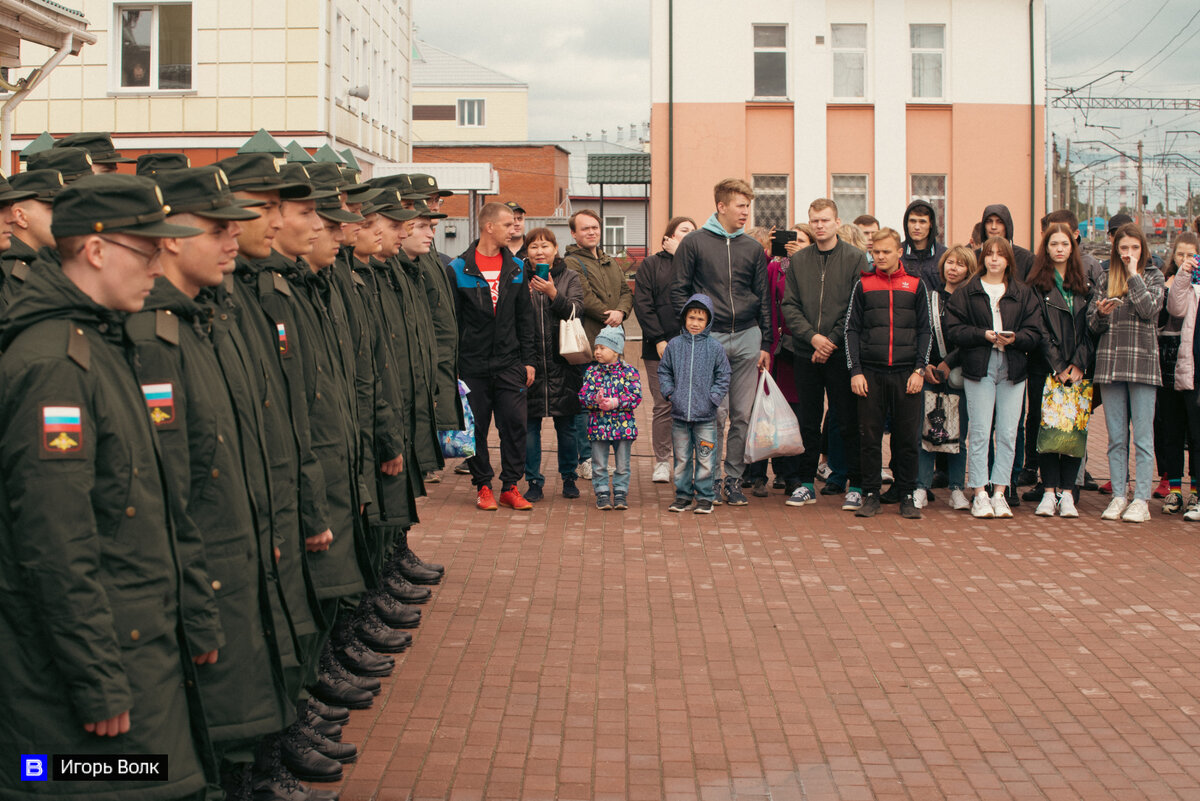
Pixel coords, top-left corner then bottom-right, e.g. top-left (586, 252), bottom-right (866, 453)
top-left (339, 167), bottom-right (382, 204)
top-left (154, 166), bottom-right (263, 221)
top-left (214, 153), bottom-right (311, 199)
top-left (410, 173), bottom-right (453, 198)
top-left (53, 132), bottom-right (135, 164)
top-left (372, 173), bottom-right (428, 200)
top-left (364, 188), bottom-right (418, 222)
top-left (9, 169), bottom-right (65, 202)
top-left (136, 152), bottom-right (190, 176)
top-left (51, 174), bottom-right (203, 239)
top-left (27, 147), bottom-right (94, 183)
top-left (504, 200), bottom-right (526, 215)
top-left (315, 193), bottom-right (363, 225)
top-left (412, 199), bottom-right (447, 220)
top-left (304, 162), bottom-right (348, 192)
top-left (0, 172), bottom-right (37, 205)
top-left (279, 163), bottom-right (339, 202)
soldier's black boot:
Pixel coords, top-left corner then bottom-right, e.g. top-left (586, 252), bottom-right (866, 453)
top-left (333, 619), bottom-right (395, 678)
top-left (220, 761), bottom-right (252, 801)
top-left (321, 648), bottom-right (382, 695)
top-left (294, 718), bottom-right (357, 764)
top-left (371, 589), bottom-right (421, 628)
top-left (281, 723), bottom-right (343, 783)
top-left (299, 701), bottom-right (343, 742)
top-left (395, 529), bottom-right (443, 584)
top-left (311, 652), bottom-right (374, 709)
top-left (251, 734), bottom-right (339, 800)
top-left (382, 563), bottom-right (432, 604)
top-left (306, 697), bottom-right (349, 725)
top-left (353, 606), bottom-right (413, 654)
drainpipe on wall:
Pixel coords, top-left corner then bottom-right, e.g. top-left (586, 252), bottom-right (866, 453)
top-left (667, 0), bottom-right (674, 218)
top-left (1, 31), bottom-right (74, 172)
top-left (1029, 0), bottom-right (1037, 249)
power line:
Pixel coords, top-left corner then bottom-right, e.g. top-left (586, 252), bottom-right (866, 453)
top-left (1055, 0), bottom-right (1169, 80)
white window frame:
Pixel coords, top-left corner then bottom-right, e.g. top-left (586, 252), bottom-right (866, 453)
top-left (831, 174), bottom-right (869, 222)
top-left (830, 23), bottom-right (867, 101)
top-left (604, 216), bottom-right (626, 252)
top-left (751, 174), bottom-right (789, 230)
top-left (457, 98), bottom-right (485, 128)
top-left (910, 24), bottom-right (946, 101)
top-left (110, 2), bottom-right (196, 95)
top-left (751, 24), bottom-right (787, 100)
top-left (909, 174), bottom-right (948, 240)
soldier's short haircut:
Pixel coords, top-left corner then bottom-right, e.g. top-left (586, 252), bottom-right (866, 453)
top-left (569, 209), bottom-right (601, 231)
top-left (809, 198), bottom-right (838, 216)
top-left (479, 201), bottom-right (511, 227)
top-left (714, 178), bottom-right (754, 206)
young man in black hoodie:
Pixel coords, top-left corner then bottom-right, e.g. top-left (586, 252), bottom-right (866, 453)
top-left (978, 204), bottom-right (1034, 283)
top-left (901, 200), bottom-right (946, 290)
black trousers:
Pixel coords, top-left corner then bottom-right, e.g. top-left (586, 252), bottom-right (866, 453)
top-left (795, 352), bottom-right (861, 486)
top-left (1155, 385), bottom-right (1200, 481)
top-left (858, 368), bottom-right (922, 495)
top-left (1024, 369), bottom-right (1048, 471)
top-left (464, 365), bottom-right (529, 490)
top-left (1038, 453), bottom-right (1082, 491)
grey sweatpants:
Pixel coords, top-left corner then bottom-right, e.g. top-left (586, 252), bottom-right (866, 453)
top-left (712, 327), bottom-right (763, 481)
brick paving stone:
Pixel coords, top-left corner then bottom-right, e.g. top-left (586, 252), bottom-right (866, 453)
top-left (315, 361), bottom-right (1200, 799)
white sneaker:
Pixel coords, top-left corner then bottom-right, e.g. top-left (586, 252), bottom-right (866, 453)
top-left (577, 461), bottom-right (592, 480)
top-left (912, 488), bottom-right (927, 509)
top-left (1035, 492), bottom-right (1058, 517)
top-left (949, 489), bottom-right (971, 510)
top-left (652, 461), bottom-right (671, 483)
top-left (1058, 492), bottom-right (1078, 518)
top-left (1184, 493), bottom-right (1200, 521)
top-left (971, 492), bottom-right (994, 518)
top-left (991, 490), bottom-right (1013, 519)
top-left (1101, 496), bottom-right (1128, 520)
top-left (1122, 498), bottom-right (1150, 523)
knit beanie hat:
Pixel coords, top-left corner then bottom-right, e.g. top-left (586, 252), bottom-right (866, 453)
top-left (594, 325), bottom-right (625, 355)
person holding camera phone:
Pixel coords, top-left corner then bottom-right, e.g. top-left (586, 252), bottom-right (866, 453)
top-left (1156, 233), bottom-right (1200, 518)
top-left (916, 246), bottom-right (976, 511)
top-left (1089, 223), bottom-right (1165, 523)
top-left (1027, 222), bottom-right (1096, 517)
top-left (945, 236), bottom-right (1042, 519)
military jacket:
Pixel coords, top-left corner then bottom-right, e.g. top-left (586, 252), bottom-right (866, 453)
top-left (418, 247), bottom-right (464, 430)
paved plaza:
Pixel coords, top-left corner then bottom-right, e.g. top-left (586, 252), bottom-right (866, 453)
top-left (333, 365), bottom-right (1200, 801)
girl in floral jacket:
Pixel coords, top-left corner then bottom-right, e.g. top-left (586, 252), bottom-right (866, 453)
top-left (579, 325), bottom-right (642, 511)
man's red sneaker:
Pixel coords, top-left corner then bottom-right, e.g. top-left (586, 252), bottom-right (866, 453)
top-left (1098, 481), bottom-right (1112, 495)
top-left (477, 487), bottom-right (499, 511)
top-left (1152, 477), bottom-right (1170, 499)
top-left (498, 487), bottom-right (533, 511)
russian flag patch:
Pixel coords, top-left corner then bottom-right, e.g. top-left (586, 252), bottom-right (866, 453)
top-left (141, 383), bottom-right (177, 428)
top-left (276, 322), bottom-right (290, 356)
top-left (41, 405), bottom-right (84, 457)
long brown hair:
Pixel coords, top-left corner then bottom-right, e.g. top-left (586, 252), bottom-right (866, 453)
top-left (979, 236), bottom-right (1016, 285)
top-left (1107, 223), bottom-right (1149, 298)
top-left (1028, 222), bottom-right (1087, 294)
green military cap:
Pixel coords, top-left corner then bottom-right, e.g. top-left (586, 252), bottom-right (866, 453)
top-left (9, 169), bottom-right (65, 202)
top-left (409, 173), bottom-right (453, 198)
top-left (284, 141), bottom-right (315, 163)
top-left (315, 193), bottom-right (363, 225)
top-left (19, 131), bottom-right (56, 161)
top-left (370, 173), bottom-right (428, 200)
top-left (279, 163), bottom-right (339, 202)
top-left (411, 199), bottom-right (447, 220)
top-left (154, 166), bottom-right (263, 221)
top-left (136, 152), bottom-right (190, 177)
top-left (53, 132), bottom-right (135, 164)
top-left (364, 188), bottom-right (418, 222)
top-left (338, 166), bottom-right (382, 204)
top-left (0, 173), bottom-right (38, 205)
top-left (304, 162), bottom-right (348, 191)
top-left (312, 144), bottom-right (345, 165)
top-left (27, 147), bottom-right (94, 183)
top-left (239, 128), bottom-right (287, 156)
top-left (214, 153), bottom-right (311, 199)
top-left (51, 174), bottom-right (203, 239)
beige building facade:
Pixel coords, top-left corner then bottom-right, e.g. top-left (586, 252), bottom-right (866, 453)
top-left (411, 39), bottom-right (527, 144)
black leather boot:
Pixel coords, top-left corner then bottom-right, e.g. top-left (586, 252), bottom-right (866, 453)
top-left (307, 697), bottom-right (349, 725)
top-left (400, 528), bottom-right (444, 574)
top-left (394, 530), bottom-right (442, 584)
top-left (280, 724), bottom-right (343, 782)
top-left (296, 719), bottom-right (357, 764)
top-left (382, 566), bottom-right (432, 604)
top-left (311, 653), bottom-right (373, 709)
top-left (220, 762), bottom-right (252, 801)
top-left (354, 607), bottom-right (412, 654)
top-left (300, 703), bottom-right (343, 742)
top-left (372, 590), bottom-right (421, 628)
top-left (251, 735), bottom-right (339, 801)
top-left (334, 632), bottom-right (395, 678)
top-left (322, 649), bottom-right (382, 694)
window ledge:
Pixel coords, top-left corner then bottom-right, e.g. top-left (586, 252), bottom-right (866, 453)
top-left (107, 89), bottom-right (198, 97)
top-left (907, 100), bottom-right (951, 108)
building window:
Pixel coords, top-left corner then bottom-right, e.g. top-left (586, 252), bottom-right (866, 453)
top-left (910, 24), bottom-right (945, 99)
top-left (752, 24), bottom-right (787, 98)
top-left (831, 174), bottom-right (868, 222)
top-left (605, 216), bottom-right (626, 252)
top-left (457, 99), bottom-right (485, 127)
top-left (752, 174), bottom-right (788, 230)
top-left (115, 3), bottom-right (192, 90)
top-left (910, 174), bottom-right (947, 238)
top-left (831, 23), bottom-right (866, 99)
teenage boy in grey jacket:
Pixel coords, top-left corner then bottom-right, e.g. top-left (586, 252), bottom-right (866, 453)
top-left (670, 178), bottom-right (769, 506)
top-left (658, 294), bottom-right (732, 514)
top-left (781, 197), bottom-right (869, 510)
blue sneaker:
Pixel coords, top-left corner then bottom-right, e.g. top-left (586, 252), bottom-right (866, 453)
top-left (786, 485), bottom-right (816, 507)
top-left (724, 479), bottom-right (749, 506)
top-left (842, 489), bottom-right (864, 511)
top-left (596, 492), bottom-right (613, 511)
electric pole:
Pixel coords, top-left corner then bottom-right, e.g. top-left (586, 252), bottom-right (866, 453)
top-left (1137, 140), bottom-right (1144, 229)
top-left (1064, 138), bottom-right (1071, 212)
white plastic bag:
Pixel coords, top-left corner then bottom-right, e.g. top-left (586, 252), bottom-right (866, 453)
top-left (745, 370), bottom-right (804, 462)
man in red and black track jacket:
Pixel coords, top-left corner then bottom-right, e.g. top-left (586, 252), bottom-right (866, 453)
top-left (845, 228), bottom-right (932, 518)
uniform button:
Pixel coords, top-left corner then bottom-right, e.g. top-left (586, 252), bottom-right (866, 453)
top-left (125, 506), bottom-right (136, 518)
top-left (315, 392), bottom-right (321, 399)
top-left (75, 328), bottom-right (84, 335)
top-left (211, 468), bottom-right (220, 479)
top-left (317, 366), bottom-right (322, 373)
top-left (217, 434), bottom-right (224, 443)
top-left (165, 310), bottom-right (172, 316)
top-left (132, 467), bottom-right (139, 477)
top-left (186, 679), bottom-right (194, 688)
top-left (220, 314), bottom-right (228, 320)
top-left (129, 629), bottom-right (140, 641)
top-left (98, 323), bottom-right (108, 333)
top-left (211, 579), bottom-right (222, 591)
top-left (264, 400), bottom-right (271, 408)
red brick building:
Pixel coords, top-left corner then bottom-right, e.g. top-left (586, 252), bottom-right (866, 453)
top-left (412, 143), bottom-right (570, 217)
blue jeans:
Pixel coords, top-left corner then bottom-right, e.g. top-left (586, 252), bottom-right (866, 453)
top-left (525, 416), bottom-right (579, 486)
top-left (672, 419), bottom-right (718, 501)
top-left (918, 385), bottom-right (967, 491)
top-left (965, 350), bottom-right (1026, 489)
top-left (1099, 381), bottom-right (1157, 500)
top-left (592, 440), bottom-right (632, 497)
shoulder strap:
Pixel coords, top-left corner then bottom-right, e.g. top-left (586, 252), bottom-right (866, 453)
top-left (930, 291), bottom-right (947, 358)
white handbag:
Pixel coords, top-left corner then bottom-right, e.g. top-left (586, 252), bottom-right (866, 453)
top-left (558, 307), bottom-right (592, 365)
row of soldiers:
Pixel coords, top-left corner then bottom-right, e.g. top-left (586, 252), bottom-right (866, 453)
top-left (0, 132), bottom-right (464, 801)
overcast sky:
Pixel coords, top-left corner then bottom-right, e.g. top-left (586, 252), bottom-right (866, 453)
top-left (414, 0), bottom-right (1200, 210)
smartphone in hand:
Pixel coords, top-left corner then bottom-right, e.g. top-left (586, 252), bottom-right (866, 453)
top-left (771, 230), bottom-right (797, 258)
top-left (535, 263), bottom-right (550, 280)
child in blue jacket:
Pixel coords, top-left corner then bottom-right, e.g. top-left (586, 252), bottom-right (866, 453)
top-left (658, 294), bottom-right (732, 513)
top-left (579, 326), bottom-right (642, 511)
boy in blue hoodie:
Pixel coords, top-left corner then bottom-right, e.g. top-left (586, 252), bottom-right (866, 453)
top-left (658, 294), bottom-right (733, 513)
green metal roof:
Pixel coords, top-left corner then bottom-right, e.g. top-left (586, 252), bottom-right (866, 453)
top-left (312, 144), bottom-right (345, 165)
top-left (238, 128), bottom-right (286, 155)
top-left (28, 0), bottom-right (86, 21)
top-left (339, 149), bottom-right (361, 171)
top-left (586, 152), bottom-right (650, 185)
top-left (284, 141), bottom-right (314, 163)
top-left (19, 131), bottom-right (56, 160)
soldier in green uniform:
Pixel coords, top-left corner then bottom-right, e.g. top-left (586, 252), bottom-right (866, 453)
top-left (52, 131), bottom-right (136, 174)
top-left (26, 146), bottom-right (96, 183)
top-left (0, 172), bottom-right (40, 316)
top-left (0, 174), bottom-right (220, 801)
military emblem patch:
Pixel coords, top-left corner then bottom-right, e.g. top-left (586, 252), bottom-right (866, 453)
top-left (41, 406), bottom-right (84, 458)
top-left (141, 383), bottom-right (178, 428)
top-left (276, 322), bottom-right (290, 356)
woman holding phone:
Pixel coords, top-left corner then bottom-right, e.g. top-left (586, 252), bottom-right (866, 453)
top-left (945, 236), bottom-right (1042, 518)
top-left (1026, 222), bottom-right (1096, 517)
top-left (1088, 223), bottom-right (1165, 522)
top-left (1157, 232), bottom-right (1200, 518)
top-left (524, 227), bottom-right (586, 501)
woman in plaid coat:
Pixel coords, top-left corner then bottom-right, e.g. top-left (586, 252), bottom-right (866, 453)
top-left (1088, 223), bottom-right (1165, 523)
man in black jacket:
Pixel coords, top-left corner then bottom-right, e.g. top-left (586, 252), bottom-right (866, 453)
top-left (979, 204), bottom-right (1034, 283)
top-left (901, 200), bottom-right (946, 290)
top-left (447, 201), bottom-right (536, 511)
top-left (670, 178), bottom-right (770, 505)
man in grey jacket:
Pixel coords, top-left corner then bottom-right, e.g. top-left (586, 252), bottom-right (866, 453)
top-left (670, 178), bottom-right (770, 505)
top-left (781, 197), bottom-right (868, 510)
